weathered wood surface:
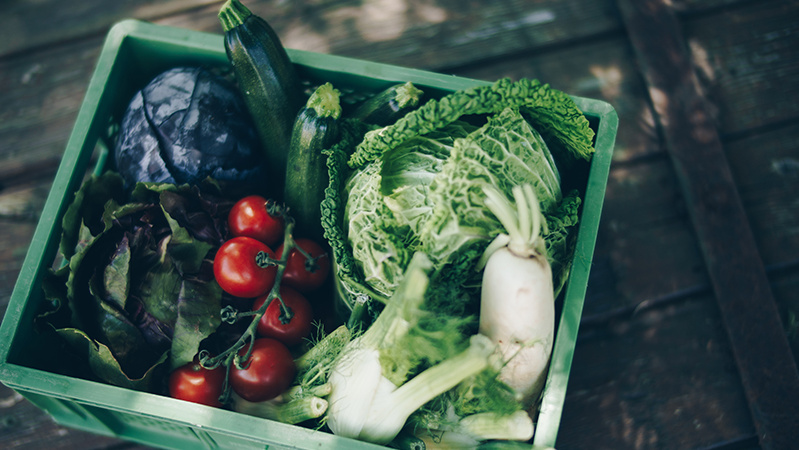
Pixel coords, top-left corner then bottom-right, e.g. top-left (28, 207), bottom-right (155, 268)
top-left (617, 1), bottom-right (799, 449)
top-left (1, 0), bottom-right (798, 449)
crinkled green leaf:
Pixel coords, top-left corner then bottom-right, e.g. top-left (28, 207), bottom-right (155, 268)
top-left (137, 237), bottom-right (182, 326)
top-left (170, 277), bottom-right (222, 370)
top-left (103, 234), bottom-right (131, 310)
top-left (60, 172), bottom-right (125, 259)
top-left (344, 123), bottom-right (476, 297)
top-left (420, 108), bottom-right (561, 266)
top-left (345, 161), bottom-right (412, 297)
top-left (344, 108), bottom-right (568, 300)
top-left (380, 123), bottom-right (476, 233)
top-left (55, 327), bottom-right (167, 391)
top-left (544, 189), bottom-right (582, 298)
top-left (348, 78), bottom-right (594, 169)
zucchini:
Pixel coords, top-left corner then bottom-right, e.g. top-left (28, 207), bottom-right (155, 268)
top-left (284, 83), bottom-right (342, 240)
top-left (219, 0), bottom-right (303, 194)
top-left (351, 82), bottom-right (424, 126)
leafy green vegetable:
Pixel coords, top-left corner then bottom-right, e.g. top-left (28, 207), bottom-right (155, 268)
top-left (322, 77), bottom-right (592, 317)
top-left (543, 189), bottom-right (582, 297)
top-left (342, 108), bottom-right (580, 302)
top-left (314, 78), bottom-right (594, 443)
top-left (38, 172), bottom-right (231, 391)
top-left (419, 108), bottom-right (563, 267)
top-left (348, 77), bottom-right (594, 170)
top-left (320, 118), bottom-right (382, 302)
top-left (344, 122), bottom-right (476, 297)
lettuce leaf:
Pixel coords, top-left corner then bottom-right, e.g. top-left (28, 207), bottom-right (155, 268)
top-left (38, 172), bottom-right (228, 391)
top-left (342, 106), bottom-right (580, 305)
top-left (348, 78), bottom-right (594, 170)
top-left (344, 122), bottom-right (476, 297)
top-left (323, 78), bottom-right (593, 317)
top-left (420, 108), bottom-right (562, 270)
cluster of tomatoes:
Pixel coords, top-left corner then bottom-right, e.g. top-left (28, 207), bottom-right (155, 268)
top-left (168, 195), bottom-right (330, 408)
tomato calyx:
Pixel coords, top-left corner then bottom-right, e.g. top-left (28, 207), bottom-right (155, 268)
top-left (297, 246), bottom-right (325, 274)
top-left (265, 198), bottom-right (288, 218)
top-left (278, 305), bottom-right (295, 324)
top-left (255, 250), bottom-right (280, 268)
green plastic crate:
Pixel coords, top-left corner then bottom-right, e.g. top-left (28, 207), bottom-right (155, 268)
top-left (0, 19), bottom-right (617, 450)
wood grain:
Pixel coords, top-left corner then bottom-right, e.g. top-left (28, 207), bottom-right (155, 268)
top-left (1, 0), bottom-right (798, 449)
top-left (561, 295), bottom-right (755, 450)
top-left (683, 0), bottom-right (799, 135)
top-left (453, 34), bottom-right (661, 164)
top-left (616, 0), bottom-right (799, 448)
top-left (725, 122), bottom-right (799, 266)
top-left (0, 39), bottom-right (100, 185)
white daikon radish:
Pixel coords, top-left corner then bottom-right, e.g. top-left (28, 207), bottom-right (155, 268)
top-left (478, 184), bottom-right (555, 407)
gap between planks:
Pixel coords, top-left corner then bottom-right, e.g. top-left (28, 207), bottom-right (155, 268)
top-left (614, 0), bottom-right (799, 449)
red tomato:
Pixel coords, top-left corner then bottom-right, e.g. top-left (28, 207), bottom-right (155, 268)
top-left (228, 195), bottom-right (284, 246)
top-left (168, 359), bottom-right (226, 408)
top-left (277, 238), bottom-right (330, 293)
top-left (229, 338), bottom-right (296, 402)
top-left (253, 286), bottom-right (314, 347)
top-left (214, 236), bottom-right (277, 298)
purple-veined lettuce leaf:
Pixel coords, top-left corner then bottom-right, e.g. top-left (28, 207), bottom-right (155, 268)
top-left (38, 172), bottom-right (228, 391)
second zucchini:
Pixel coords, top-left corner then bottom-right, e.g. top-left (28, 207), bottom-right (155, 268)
top-left (284, 83), bottom-right (342, 240)
top-left (351, 81), bottom-right (424, 126)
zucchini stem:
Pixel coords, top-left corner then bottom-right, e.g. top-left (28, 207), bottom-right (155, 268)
top-left (218, 0), bottom-right (251, 32)
top-left (307, 82), bottom-right (342, 119)
top-left (393, 82), bottom-right (424, 109)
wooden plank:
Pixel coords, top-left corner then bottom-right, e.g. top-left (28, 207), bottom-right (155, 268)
top-left (672, 0), bottom-right (760, 14)
top-left (0, 39), bottom-right (100, 186)
top-left (1, 0), bottom-right (624, 65)
top-left (682, 0), bottom-right (799, 135)
top-left (0, 0), bottom-right (220, 58)
top-left (151, 0), bottom-right (624, 71)
top-left (0, 216), bottom-right (38, 311)
top-left (560, 294), bottom-right (755, 449)
top-left (725, 122), bottom-right (799, 266)
top-left (583, 158), bottom-right (709, 317)
top-left (772, 268), bottom-right (799, 360)
top-left (45, 0), bottom-right (623, 66)
top-left (616, 0), bottom-right (799, 448)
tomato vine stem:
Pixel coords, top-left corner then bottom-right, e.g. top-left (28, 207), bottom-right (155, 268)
top-left (200, 212), bottom-right (300, 402)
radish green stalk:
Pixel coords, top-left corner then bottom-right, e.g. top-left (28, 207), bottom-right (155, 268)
top-left (478, 184), bottom-right (555, 407)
